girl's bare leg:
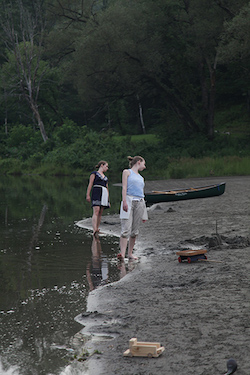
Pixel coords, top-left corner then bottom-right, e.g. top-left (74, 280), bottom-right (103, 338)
top-left (128, 236), bottom-right (138, 259)
top-left (92, 206), bottom-right (100, 233)
top-left (97, 206), bottom-right (104, 231)
top-left (119, 236), bottom-right (128, 259)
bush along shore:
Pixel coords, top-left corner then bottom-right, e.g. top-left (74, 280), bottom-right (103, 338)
top-left (1, 129), bottom-right (250, 179)
top-left (1, 155), bottom-right (250, 180)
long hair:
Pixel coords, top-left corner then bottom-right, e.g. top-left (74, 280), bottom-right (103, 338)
top-left (127, 155), bottom-right (144, 168)
top-left (95, 160), bottom-right (108, 169)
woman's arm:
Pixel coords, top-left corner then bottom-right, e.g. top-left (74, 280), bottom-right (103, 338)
top-left (86, 173), bottom-right (95, 202)
top-left (106, 182), bottom-right (111, 206)
top-left (122, 169), bottom-right (130, 211)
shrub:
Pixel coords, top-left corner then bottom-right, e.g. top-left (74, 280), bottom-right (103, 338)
top-left (53, 119), bottom-right (80, 145)
top-left (5, 124), bottom-right (43, 160)
top-left (0, 158), bottom-right (23, 174)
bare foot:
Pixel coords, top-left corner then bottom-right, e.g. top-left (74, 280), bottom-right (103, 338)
top-left (117, 253), bottom-right (124, 261)
top-left (129, 255), bottom-right (138, 260)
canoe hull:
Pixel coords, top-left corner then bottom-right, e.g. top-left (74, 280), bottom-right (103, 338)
top-left (145, 182), bottom-right (226, 204)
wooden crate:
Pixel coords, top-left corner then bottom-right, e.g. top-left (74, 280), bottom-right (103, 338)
top-left (123, 338), bottom-right (165, 358)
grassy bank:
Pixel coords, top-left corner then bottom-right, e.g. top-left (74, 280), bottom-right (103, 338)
top-left (143, 156), bottom-right (250, 180)
top-left (1, 155), bottom-right (250, 180)
top-left (1, 127), bottom-right (250, 179)
top-left (164, 156), bottom-right (250, 179)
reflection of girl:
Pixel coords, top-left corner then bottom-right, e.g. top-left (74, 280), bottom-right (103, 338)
top-left (86, 236), bottom-right (108, 291)
top-left (117, 156), bottom-right (148, 261)
top-left (86, 161), bottom-right (110, 236)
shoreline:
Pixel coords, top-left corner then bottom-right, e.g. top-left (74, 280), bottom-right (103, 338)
top-left (75, 176), bottom-right (250, 375)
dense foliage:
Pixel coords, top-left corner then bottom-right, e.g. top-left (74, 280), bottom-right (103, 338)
top-left (0, 0), bottom-right (250, 176)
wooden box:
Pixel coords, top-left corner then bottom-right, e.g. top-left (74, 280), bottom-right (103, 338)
top-left (123, 338), bottom-right (165, 358)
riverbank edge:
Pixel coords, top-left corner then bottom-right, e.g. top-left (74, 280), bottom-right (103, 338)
top-left (74, 176), bottom-right (250, 375)
top-left (74, 215), bottom-right (155, 374)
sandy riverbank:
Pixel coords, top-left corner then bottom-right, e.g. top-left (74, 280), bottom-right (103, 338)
top-left (76, 176), bottom-right (250, 375)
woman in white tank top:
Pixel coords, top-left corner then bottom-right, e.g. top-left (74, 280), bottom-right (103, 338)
top-left (117, 155), bottom-right (148, 261)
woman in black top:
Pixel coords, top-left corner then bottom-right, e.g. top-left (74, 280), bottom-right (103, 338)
top-left (86, 161), bottom-right (110, 235)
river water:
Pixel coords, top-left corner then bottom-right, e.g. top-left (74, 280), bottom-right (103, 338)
top-left (0, 175), bottom-right (122, 375)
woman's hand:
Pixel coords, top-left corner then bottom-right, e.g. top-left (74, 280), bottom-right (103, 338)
top-left (86, 195), bottom-right (91, 202)
top-left (123, 200), bottom-right (128, 212)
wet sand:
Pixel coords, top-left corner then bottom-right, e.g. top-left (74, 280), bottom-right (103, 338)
top-left (76, 176), bottom-right (250, 375)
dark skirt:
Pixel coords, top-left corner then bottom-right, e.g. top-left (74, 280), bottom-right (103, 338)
top-left (91, 186), bottom-right (109, 207)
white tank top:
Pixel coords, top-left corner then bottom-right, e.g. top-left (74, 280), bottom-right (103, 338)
top-left (127, 169), bottom-right (144, 198)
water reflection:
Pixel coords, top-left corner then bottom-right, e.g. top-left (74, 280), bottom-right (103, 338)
top-left (0, 176), bottom-right (122, 375)
top-left (0, 176), bottom-right (135, 375)
top-left (86, 234), bottom-right (136, 291)
top-left (86, 235), bottom-right (109, 291)
top-left (117, 257), bottom-right (136, 280)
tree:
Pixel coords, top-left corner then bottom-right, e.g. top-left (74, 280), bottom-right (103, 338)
top-left (70, 0), bottom-right (202, 134)
top-left (216, 3), bottom-right (250, 114)
top-left (0, 0), bottom-right (49, 142)
top-left (218, 2), bottom-right (250, 62)
top-left (70, 0), bottom-right (250, 138)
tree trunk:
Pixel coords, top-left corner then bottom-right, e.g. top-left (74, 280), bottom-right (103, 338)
top-left (5, 118), bottom-right (8, 135)
top-left (4, 87), bottom-right (8, 135)
top-left (207, 68), bottom-right (216, 140)
top-left (137, 94), bottom-right (146, 134)
top-left (205, 54), bottom-right (218, 140)
top-left (30, 101), bottom-right (48, 142)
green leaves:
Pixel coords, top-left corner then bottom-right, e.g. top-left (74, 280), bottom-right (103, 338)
top-left (218, 3), bottom-right (250, 62)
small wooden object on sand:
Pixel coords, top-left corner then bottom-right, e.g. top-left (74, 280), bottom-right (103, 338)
top-left (176, 249), bottom-right (207, 263)
top-left (123, 338), bottom-right (165, 358)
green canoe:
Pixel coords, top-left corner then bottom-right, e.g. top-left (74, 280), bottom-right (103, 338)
top-left (145, 182), bottom-right (226, 204)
